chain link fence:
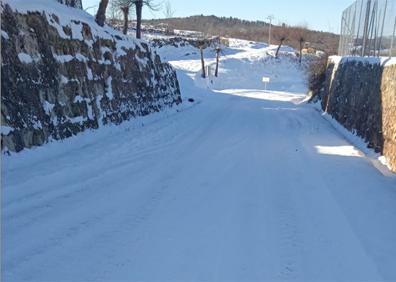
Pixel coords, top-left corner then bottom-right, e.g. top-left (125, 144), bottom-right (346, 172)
top-left (338, 0), bottom-right (396, 57)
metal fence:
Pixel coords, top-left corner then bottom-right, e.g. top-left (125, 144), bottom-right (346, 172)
top-left (338, 0), bottom-right (396, 57)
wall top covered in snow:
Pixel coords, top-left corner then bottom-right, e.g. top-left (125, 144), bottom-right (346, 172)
top-left (329, 55), bottom-right (396, 67)
top-left (3, 0), bottom-right (140, 45)
top-left (55, 0), bottom-right (82, 9)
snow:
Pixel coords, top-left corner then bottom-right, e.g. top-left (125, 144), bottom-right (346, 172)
top-left (317, 106), bottom-right (395, 176)
top-left (73, 96), bottom-right (84, 103)
top-left (31, 120), bottom-right (42, 129)
top-left (17, 52), bottom-right (34, 63)
top-left (1, 125), bottom-right (13, 135)
top-left (87, 103), bottom-right (94, 120)
top-left (315, 145), bottom-right (363, 157)
top-left (86, 66), bottom-right (94, 80)
top-left (1, 29), bottom-right (10, 39)
top-left (105, 76), bottom-right (113, 99)
top-left (2, 17), bottom-right (396, 282)
top-left (70, 21), bottom-right (83, 41)
top-left (43, 101), bottom-right (55, 115)
top-left (330, 55), bottom-right (396, 66)
top-left (54, 54), bottom-right (74, 63)
top-left (69, 116), bottom-right (86, 124)
top-left (54, 53), bottom-right (87, 63)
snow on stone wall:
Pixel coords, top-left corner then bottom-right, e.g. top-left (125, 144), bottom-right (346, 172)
top-left (320, 56), bottom-right (396, 172)
top-left (1, 0), bottom-right (181, 152)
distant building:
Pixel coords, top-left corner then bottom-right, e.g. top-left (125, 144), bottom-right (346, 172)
top-left (56, 0), bottom-right (83, 9)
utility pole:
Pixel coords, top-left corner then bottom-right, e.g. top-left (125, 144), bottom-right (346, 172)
top-left (267, 15), bottom-right (274, 45)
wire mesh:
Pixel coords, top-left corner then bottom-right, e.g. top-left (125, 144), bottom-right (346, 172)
top-left (338, 0), bottom-right (396, 57)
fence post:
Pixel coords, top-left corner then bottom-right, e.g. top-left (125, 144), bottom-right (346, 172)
top-left (378, 0), bottom-right (387, 56)
top-left (362, 0), bottom-right (372, 56)
top-left (391, 16), bottom-right (396, 58)
top-left (339, 0), bottom-right (394, 57)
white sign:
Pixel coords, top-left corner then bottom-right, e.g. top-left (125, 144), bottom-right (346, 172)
top-left (262, 77), bottom-right (270, 83)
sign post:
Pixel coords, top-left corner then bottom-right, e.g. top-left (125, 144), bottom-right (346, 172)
top-left (262, 76), bottom-right (270, 90)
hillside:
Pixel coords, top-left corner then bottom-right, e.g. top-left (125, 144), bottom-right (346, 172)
top-left (143, 15), bottom-right (340, 55)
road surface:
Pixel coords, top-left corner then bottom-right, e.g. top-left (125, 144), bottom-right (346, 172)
top-left (3, 86), bottom-right (396, 281)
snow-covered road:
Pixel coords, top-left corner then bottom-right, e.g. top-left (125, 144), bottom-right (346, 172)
top-left (2, 41), bottom-right (396, 281)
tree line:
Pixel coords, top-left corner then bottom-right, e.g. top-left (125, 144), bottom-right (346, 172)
top-left (92, 2), bottom-right (339, 55)
top-left (144, 15), bottom-right (340, 55)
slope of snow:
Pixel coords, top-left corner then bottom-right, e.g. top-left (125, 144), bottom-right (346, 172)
top-left (161, 38), bottom-right (308, 94)
top-left (2, 36), bottom-right (396, 282)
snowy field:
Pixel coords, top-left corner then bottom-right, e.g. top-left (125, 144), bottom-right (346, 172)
top-left (2, 38), bottom-right (396, 281)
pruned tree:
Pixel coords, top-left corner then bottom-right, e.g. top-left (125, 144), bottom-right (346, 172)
top-left (215, 47), bottom-right (221, 77)
top-left (299, 36), bottom-right (305, 64)
top-left (133, 0), bottom-right (159, 39)
top-left (108, 0), bottom-right (123, 26)
top-left (275, 36), bottom-right (286, 58)
top-left (274, 26), bottom-right (290, 58)
top-left (112, 0), bottom-right (135, 34)
top-left (121, 5), bottom-right (130, 34)
top-left (198, 40), bottom-right (207, 78)
top-left (95, 0), bottom-right (109, 26)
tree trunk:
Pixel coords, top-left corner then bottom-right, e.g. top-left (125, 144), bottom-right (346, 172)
top-left (215, 48), bottom-right (220, 77)
top-left (275, 39), bottom-right (284, 58)
top-left (200, 47), bottom-right (206, 78)
top-left (135, 0), bottom-right (143, 39)
top-left (122, 6), bottom-right (129, 35)
top-left (95, 0), bottom-right (109, 27)
top-left (299, 41), bottom-right (303, 64)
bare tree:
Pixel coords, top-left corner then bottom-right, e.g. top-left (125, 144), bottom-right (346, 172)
top-left (198, 40), bottom-right (207, 78)
top-left (215, 47), bottom-right (221, 77)
top-left (275, 36), bottom-right (286, 58)
top-left (133, 0), bottom-right (159, 39)
top-left (274, 27), bottom-right (290, 58)
top-left (112, 0), bottom-right (135, 34)
top-left (108, 0), bottom-right (123, 26)
top-left (163, 1), bottom-right (175, 18)
top-left (134, 0), bottom-right (144, 39)
top-left (121, 6), bottom-right (130, 34)
top-left (95, 0), bottom-right (109, 26)
top-left (299, 36), bottom-right (305, 64)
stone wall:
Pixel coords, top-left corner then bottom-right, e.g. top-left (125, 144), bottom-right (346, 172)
top-left (56, 0), bottom-right (83, 9)
top-left (1, 2), bottom-right (181, 152)
top-left (320, 57), bottom-right (396, 172)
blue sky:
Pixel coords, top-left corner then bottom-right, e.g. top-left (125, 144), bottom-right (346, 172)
top-left (82, 0), bottom-right (353, 33)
